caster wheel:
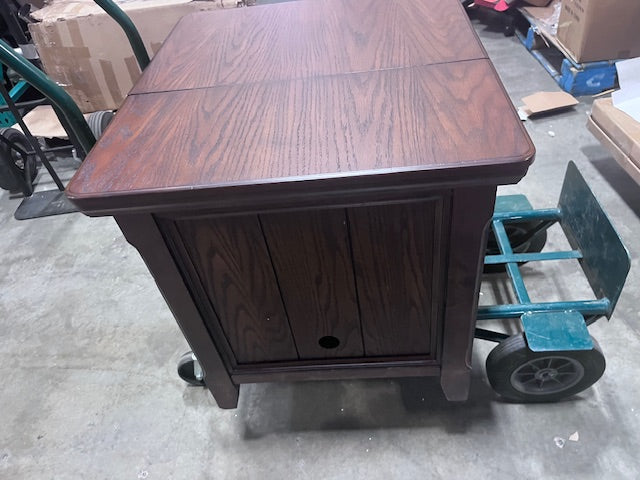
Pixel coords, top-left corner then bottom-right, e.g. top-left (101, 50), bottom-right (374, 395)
top-left (0, 127), bottom-right (38, 195)
top-left (177, 351), bottom-right (206, 386)
top-left (484, 221), bottom-right (547, 274)
top-left (503, 23), bottom-right (515, 37)
top-left (486, 333), bottom-right (605, 402)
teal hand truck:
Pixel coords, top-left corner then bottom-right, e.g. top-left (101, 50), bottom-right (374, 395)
top-left (476, 161), bottom-right (630, 402)
top-left (0, 0), bottom-right (630, 403)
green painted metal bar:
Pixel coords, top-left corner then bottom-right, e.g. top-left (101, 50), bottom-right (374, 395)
top-left (477, 299), bottom-right (611, 320)
top-left (0, 40), bottom-right (96, 155)
top-left (94, 0), bottom-right (150, 71)
top-left (8, 79), bottom-right (29, 98)
top-left (492, 208), bottom-right (562, 222)
top-left (484, 250), bottom-right (583, 265)
top-left (492, 219), bottom-right (531, 303)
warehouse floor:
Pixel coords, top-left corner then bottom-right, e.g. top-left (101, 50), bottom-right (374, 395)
top-left (1, 11), bottom-right (639, 480)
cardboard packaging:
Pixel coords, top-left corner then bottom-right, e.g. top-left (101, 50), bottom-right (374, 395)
top-left (519, 91), bottom-right (578, 118)
top-left (613, 57), bottom-right (640, 123)
top-left (557, 0), bottom-right (640, 63)
top-left (521, 0), bottom-right (561, 38)
top-left (29, 0), bottom-right (236, 113)
top-left (588, 98), bottom-right (640, 185)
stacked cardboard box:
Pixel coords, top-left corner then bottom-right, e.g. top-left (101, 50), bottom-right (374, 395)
top-left (29, 0), bottom-right (240, 113)
top-left (557, 0), bottom-right (640, 63)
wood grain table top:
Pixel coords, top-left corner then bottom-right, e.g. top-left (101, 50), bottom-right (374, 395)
top-left (66, 0), bottom-right (534, 215)
top-left (131, 0), bottom-right (487, 94)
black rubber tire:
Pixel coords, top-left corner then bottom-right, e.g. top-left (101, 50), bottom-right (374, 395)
top-left (87, 110), bottom-right (115, 139)
top-left (484, 221), bottom-right (547, 274)
top-left (503, 23), bottom-right (515, 37)
top-left (177, 351), bottom-right (206, 386)
top-left (486, 333), bottom-right (606, 402)
top-left (0, 127), bottom-right (38, 194)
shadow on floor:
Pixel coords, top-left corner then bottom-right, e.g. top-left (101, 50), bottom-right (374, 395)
top-left (234, 358), bottom-right (498, 439)
top-left (583, 145), bottom-right (640, 219)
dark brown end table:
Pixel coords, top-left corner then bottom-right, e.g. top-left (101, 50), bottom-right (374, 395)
top-left (66, 0), bottom-right (534, 408)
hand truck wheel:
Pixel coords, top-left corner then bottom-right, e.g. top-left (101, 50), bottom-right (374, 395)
top-left (0, 127), bottom-right (38, 194)
top-left (87, 110), bottom-right (115, 139)
top-left (486, 333), bottom-right (605, 402)
top-left (177, 351), bottom-right (205, 386)
top-left (503, 21), bottom-right (515, 37)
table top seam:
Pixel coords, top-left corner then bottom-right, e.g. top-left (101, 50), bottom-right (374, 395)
top-left (129, 56), bottom-right (490, 97)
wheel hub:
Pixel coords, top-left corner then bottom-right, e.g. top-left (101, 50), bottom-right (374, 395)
top-left (535, 368), bottom-right (558, 381)
top-left (510, 355), bottom-right (585, 395)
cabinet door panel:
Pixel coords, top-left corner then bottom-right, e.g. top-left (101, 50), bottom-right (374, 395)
top-left (261, 209), bottom-right (363, 359)
top-left (176, 216), bottom-right (298, 363)
top-left (348, 200), bottom-right (444, 356)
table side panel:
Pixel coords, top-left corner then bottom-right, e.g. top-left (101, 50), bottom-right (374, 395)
top-left (131, 0), bottom-right (487, 94)
top-left (260, 209), bottom-right (364, 359)
top-left (348, 198), bottom-right (446, 356)
top-left (172, 215), bottom-right (299, 363)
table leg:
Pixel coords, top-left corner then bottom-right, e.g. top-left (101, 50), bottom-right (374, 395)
top-left (440, 185), bottom-right (496, 401)
top-left (115, 213), bottom-right (239, 409)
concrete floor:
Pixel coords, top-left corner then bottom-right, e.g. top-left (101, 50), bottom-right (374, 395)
top-left (1, 11), bottom-right (640, 480)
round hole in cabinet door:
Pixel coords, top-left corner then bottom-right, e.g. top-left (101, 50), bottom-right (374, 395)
top-left (318, 336), bottom-right (340, 349)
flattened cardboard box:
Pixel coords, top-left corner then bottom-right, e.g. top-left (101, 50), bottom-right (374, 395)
top-left (557, 0), bottom-right (640, 63)
top-left (29, 0), bottom-right (235, 113)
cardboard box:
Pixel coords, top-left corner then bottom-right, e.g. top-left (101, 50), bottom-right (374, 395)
top-left (29, 0), bottom-right (236, 113)
top-left (588, 98), bottom-right (640, 184)
top-left (557, 0), bottom-right (640, 63)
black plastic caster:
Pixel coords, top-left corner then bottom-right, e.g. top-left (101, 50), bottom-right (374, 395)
top-left (503, 22), bottom-right (515, 37)
top-left (177, 351), bottom-right (206, 386)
